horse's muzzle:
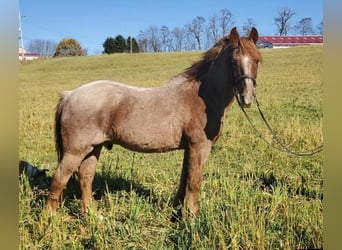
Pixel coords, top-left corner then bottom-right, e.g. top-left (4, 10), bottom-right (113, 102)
top-left (241, 89), bottom-right (256, 107)
top-left (237, 77), bottom-right (256, 108)
top-left (233, 74), bottom-right (257, 108)
top-left (237, 94), bottom-right (253, 108)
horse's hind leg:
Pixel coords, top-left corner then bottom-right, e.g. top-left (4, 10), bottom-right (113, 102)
top-left (78, 145), bottom-right (102, 214)
top-left (46, 152), bottom-right (86, 214)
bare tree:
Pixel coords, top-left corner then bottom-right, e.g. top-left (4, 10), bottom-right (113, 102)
top-left (172, 26), bottom-right (185, 51)
top-left (274, 7), bottom-right (295, 36)
top-left (138, 26), bottom-right (161, 52)
top-left (187, 16), bottom-right (206, 50)
top-left (183, 29), bottom-right (197, 51)
top-left (137, 30), bottom-right (148, 52)
top-left (160, 26), bottom-right (173, 52)
top-left (218, 8), bottom-right (234, 37)
top-left (241, 18), bottom-right (257, 37)
top-left (207, 14), bottom-right (219, 45)
top-left (294, 17), bottom-right (314, 35)
top-left (149, 26), bottom-right (161, 52)
top-left (316, 21), bottom-right (323, 35)
top-left (27, 39), bottom-right (57, 57)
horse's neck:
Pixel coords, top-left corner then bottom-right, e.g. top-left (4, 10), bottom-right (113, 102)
top-left (199, 61), bottom-right (234, 114)
top-left (198, 62), bottom-right (235, 141)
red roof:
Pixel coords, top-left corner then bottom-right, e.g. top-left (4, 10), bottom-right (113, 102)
top-left (259, 36), bottom-right (323, 46)
top-left (20, 53), bottom-right (40, 57)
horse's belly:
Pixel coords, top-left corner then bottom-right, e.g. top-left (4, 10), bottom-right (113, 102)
top-left (117, 132), bottom-right (183, 153)
top-left (113, 119), bottom-right (184, 153)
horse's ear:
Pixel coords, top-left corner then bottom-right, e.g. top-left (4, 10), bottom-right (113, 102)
top-left (229, 27), bottom-right (239, 45)
top-left (249, 27), bottom-right (259, 44)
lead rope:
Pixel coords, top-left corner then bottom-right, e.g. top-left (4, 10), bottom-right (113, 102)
top-left (235, 93), bottom-right (323, 156)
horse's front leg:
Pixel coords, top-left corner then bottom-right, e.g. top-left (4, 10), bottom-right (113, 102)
top-left (173, 139), bottom-right (212, 219)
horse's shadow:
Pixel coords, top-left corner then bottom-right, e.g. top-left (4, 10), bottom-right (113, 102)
top-left (64, 171), bottom-right (161, 207)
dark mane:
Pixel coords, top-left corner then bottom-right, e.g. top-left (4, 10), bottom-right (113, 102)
top-left (184, 37), bottom-right (230, 81)
top-left (184, 36), bottom-right (262, 81)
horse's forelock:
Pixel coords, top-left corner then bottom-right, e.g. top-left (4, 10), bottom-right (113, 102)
top-left (239, 38), bottom-right (263, 62)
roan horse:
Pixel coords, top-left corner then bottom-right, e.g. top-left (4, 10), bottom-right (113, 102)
top-left (46, 27), bottom-right (262, 218)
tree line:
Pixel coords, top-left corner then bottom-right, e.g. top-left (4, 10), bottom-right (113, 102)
top-left (137, 7), bottom-right (323, 52)
top-left (26, 7), bottom-right (323, 56)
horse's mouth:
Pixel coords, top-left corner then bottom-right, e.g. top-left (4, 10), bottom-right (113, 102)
top-left (239, 95), bottom-right (253, 108)
top-left (235, 85), bottom-right (255, 108)
top-left (243, 101), bottom-right (252, 108)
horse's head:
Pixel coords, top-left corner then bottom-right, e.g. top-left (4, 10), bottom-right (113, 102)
top-left (229, 27), bottom-right (262, 107)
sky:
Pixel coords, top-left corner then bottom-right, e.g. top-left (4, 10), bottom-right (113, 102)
top-left (19, 0), bottom-right (323, 55)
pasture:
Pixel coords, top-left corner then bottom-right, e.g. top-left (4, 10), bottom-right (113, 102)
top-left (19, 46), bottom-right (322, 249)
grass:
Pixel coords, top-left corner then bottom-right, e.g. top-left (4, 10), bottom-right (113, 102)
top-left (19, 46), bottom-right (322, 249)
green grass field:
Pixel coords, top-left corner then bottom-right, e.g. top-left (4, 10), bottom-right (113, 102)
top-left (19, 46), bottom-right (323, 249)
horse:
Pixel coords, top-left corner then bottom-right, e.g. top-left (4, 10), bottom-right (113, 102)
top-left (46, 27), bottom-right (262, 219)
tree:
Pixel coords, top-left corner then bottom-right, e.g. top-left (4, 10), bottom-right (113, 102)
top-left (187, 16), bottom-right (206, 50)
top-left (27, 39), bottom-right (57, 57)
top-left (138, 26), bottom-right (161, 52)
top-left (160, 26), bottom-right (173, 52)
top-left (294, 17), bottom-right (314, 35)
top-left (219, 8), bottom-right (234, 37)
top-left (126, 36), bottom-right (140, 53)
top-left (183, 29), bottom-right (197, 51)
top-left (316, 21), bottom-right (323, 35)
top-left (103, 37), bottom-right (116, 54)
top-left (148, 26), bottom-right (161, 52)
top-left (137, 32), bottom-right (148, 52)
top-left (113, 35), bottom-right (126, 53)
top-left (242, 18), bottom-right (257, 37)
top-left (54, 38), bottom-right (85, 57)
top-left (172, 26), bottom-right (185, 51)
top-left (274, 7), bottom-right (295, 36)
top-left (207, 14), bottom-right (219, 46)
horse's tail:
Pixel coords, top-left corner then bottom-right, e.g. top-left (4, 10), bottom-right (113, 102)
top-left (55, 91), bottom-right (71, 163)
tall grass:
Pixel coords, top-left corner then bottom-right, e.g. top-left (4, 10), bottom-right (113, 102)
top-left (19, 46), bottom-right (322, 249)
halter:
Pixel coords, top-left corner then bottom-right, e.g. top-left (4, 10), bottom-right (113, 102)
top-left (229, 45), bottom-right (257, 100)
